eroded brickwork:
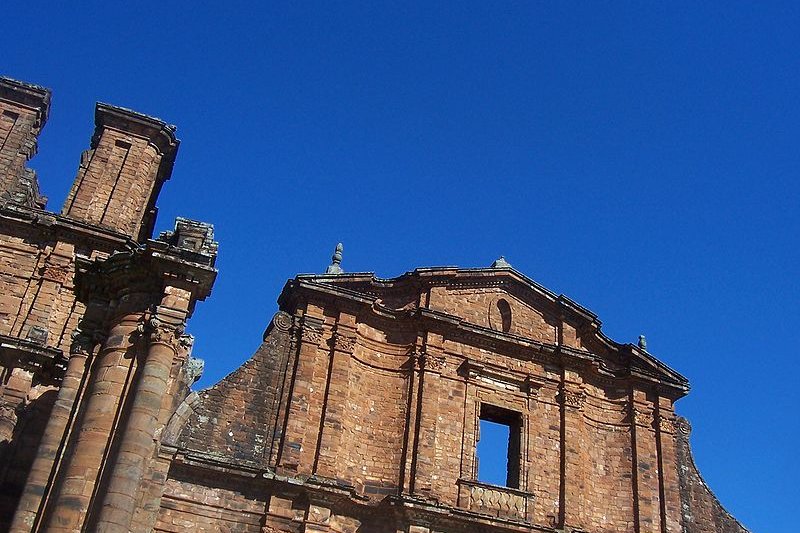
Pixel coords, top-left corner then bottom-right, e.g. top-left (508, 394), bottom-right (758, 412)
top-left (0, 76), bottom-right (217, 533)
top-left (675, 419), bottom-right (749, 533)
top-left (162, 270), bottom-right (750, 533)
top-left (0, 76), bottom-right (749, 533)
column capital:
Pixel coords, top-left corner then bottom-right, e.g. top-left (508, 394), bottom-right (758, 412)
top-left (139, 316), bottom-right (190, 353)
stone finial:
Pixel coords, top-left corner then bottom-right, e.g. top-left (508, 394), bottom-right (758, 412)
top-left (490, 256), bottom-right (511, 269)
top-left (325, 243), bottom-right (344, 274)
top-left (638, 334), bottom-right (647, 350)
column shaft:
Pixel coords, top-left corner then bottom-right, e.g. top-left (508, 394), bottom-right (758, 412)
top-left (93, 321), bottom-right (180, 532)
top-left (41, 316), bottom-right (139, 532)
top-left (9, 344), bottom-right (91, 533)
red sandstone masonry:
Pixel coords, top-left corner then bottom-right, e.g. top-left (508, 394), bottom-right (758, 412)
top-left (62, 103), bottom-right (179, 241)
top-left (166, 270), bottom-right (746, 532)
top-left (0, 76), bottom-right (749, 533)
top-left (0, 77), bottom-right (216, 533)
top-left (0, 77), bottom-right (49, 208)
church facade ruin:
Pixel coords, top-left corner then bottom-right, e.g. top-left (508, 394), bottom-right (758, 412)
top-left (0, 77), bottom-right (749, 532)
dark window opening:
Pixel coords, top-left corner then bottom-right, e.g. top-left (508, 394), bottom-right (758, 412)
top-left (497, 298), bottom-right (512, 333)
top-left (476, 404), bottom-right (521, 488)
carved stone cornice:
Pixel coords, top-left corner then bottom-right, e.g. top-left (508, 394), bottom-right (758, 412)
top-left (95, 102), bottom-right (178, 162)
top-left (0, 76), bottom-right (51, 126)
top-left (74, 218), bottom-right (218, 312)
top-left (0, 333), bottom-right (65, 385)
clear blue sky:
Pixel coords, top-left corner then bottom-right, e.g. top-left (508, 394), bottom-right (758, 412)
top-left (4, 2), bottom-right (797, 531)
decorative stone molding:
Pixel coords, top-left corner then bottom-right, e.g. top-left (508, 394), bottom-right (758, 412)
top-left (676, 416), bottom-right (692, 436)
top-left (300, 324), bottom-right (323, 344)
top-left (144, 316), bottom-right (187, 353)
top-left (42, 264), bottom-right (70, 284)
top-left (459, 479), bottom-right (529, 519)
top-left (272, 311), bottom-right (293, 332)
top-left (418, 351), bottom-right (446, 372)
top-left (332, 333), bottom-right (356, 353)
top-left (560, 389), bottom-right (586, 410)
top-left (523, 376), bottom-right (543, 397)
top-left (659, 416), bottom-right (676, 434)
top-left (632, 407), bottom-right (655, 428)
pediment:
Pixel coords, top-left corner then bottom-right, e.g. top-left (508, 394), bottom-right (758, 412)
top-left (284, 266), bottom-right (689, 396)
top-left (426, 278), bottom-right (561, 345)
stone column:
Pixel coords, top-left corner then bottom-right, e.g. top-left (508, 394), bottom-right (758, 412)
top-left (656, 395), bottom-right (681, 533)
top-left (313, 314), bottom-right (356, 478)
top-left (94, 310), bottom-right (188, 532)
top-left (409, 333), bottom-right (445, 497)
top-left (278, 313), bottom-right (326, 473)
top-left (559, 369), bottom-right (586, 530)
top-left (9, 327), bottom-right (98, 533)
top-left (399, 339), bottom-right (422, 495)
top-left (630, 388), bottom-right (662, 533)
top-left (41, 312), bottom-right (143, 532)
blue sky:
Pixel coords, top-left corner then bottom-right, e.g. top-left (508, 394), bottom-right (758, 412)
top-left (4, 2), bottom-right (798, 530)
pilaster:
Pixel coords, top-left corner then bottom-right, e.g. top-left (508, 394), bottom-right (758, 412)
top-left (409, 331), bottom-right (445, 497)
top-left (8, 315), bottom-right (102, 533)
top-left (558, 368), bottom-right (586, 530)
top-left (313, 312), bottom-right (356, 479)
top-left (656, 395), bottom-right (681, 533)
top-left (278, 311), bottom-right (327, 473)
top-left (630, 388), bottom-right (662, 533)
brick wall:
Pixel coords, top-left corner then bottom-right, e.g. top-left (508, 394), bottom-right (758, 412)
top-left (161, 270), bottom-right (745, 532)
top-left (676, 418), bottom-right (751, 533)
top-left (0, 75), bottom-right (749, 533)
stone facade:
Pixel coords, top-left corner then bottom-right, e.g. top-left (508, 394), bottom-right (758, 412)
top-left (0, 76), bottom-right (749, 533)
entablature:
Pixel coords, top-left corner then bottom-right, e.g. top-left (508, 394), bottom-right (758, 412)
top-left (279, 273), bottom-right (689, 398)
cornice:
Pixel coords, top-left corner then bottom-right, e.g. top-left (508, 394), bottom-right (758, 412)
top-left (73, 231), bottom-right (217, 308)
top-left (281, 276), bottom-right (690, 398)
top-left (94, 102), bottom-right (179, 159)
top-left (0, 333), bottom-right (65, 385)
top-left (0, 76), bottom-right (51, 127)
top-left (0, 201), bottom-right (135, 249)
top-left (160, 445), bottom-right (555, 532)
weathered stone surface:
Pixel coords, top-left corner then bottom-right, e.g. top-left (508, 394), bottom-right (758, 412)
top-left (0, 76), bottom-right (748, 533)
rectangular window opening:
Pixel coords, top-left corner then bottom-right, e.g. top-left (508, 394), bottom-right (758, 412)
top-left (476, 404), bottom-right (521, 489)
